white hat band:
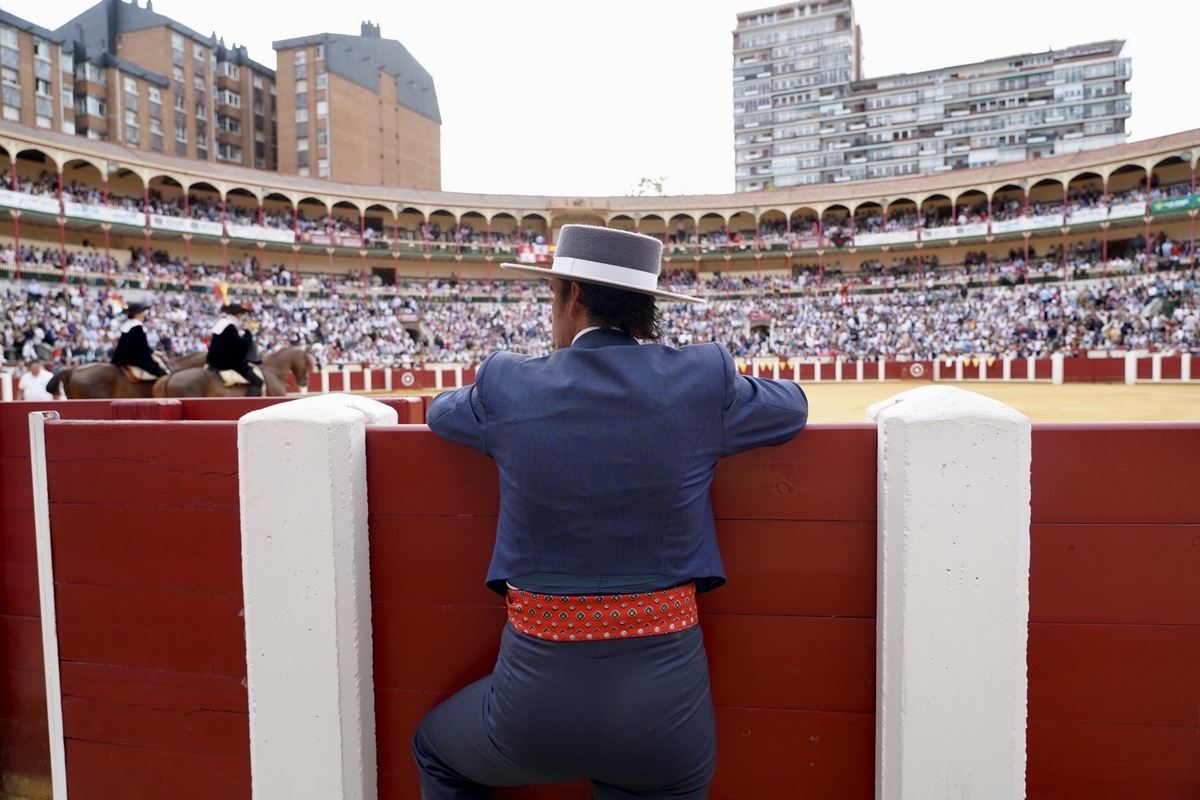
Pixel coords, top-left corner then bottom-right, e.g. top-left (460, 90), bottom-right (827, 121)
top-left (553, 256), bottom-right (659, 291)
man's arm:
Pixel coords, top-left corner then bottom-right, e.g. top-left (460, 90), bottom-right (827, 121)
top-left (426, 353), bottom-right (504, 455)
top-left (717, 344), bottom-right (809, 455)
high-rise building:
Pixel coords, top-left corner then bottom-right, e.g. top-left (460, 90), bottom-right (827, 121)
top-left (273, 21), bottom-right (441, 188)
top-left (734, 2), bottom-right (1131, 191)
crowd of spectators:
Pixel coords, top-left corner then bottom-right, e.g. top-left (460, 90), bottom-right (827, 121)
top-left (3, 264), bottom-right (1196, 370)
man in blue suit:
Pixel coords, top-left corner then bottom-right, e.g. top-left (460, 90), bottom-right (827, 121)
top-left (413, 225), bottom-right (808, 799)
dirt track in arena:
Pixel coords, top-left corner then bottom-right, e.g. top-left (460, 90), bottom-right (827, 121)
top-left (401, 381), bottom-right (1200, 424)
top-left (798, 381), bottom-right (1200, 423)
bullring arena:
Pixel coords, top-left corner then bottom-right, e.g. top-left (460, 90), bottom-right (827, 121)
top-left (1, 116), bottom-right (1199, 799)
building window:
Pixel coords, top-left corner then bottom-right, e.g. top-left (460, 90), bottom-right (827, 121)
top-left (295, 63), bottom-right (307, 80)
top-left (296, 149), bottom-right (309, 168)
top-left (36, 78), bottom-right (51, 96)
top-left (317, 128), bottom-right (328, 147)
top-left (218, 61), bottom-right (240, 80)
top-left (148, 86), bottom-right (161, 104)
top-left (0, 47), bottom-right (17, 69)
top-left (175, 121), bottom-right (187, 141)
top-left (193, 43), bottom-right (205, 60)
top-left (125, 109), bottom-right (139, 128)
top-left (32, 37), bottom-right (51, 61)
top-left (197, 131), bottom-right (207, 148)
top-left (295, 91), bottom-right (307, 108)
top-left (35, 95), bottom-right (52, 117)
top-left (0, 25), bottom-right (17, 49)
top-left (317, 158), bottom-right (329, 178)
top-left (172, 32), bottom-right (184, 50)
top-left (253, 74), bottom-right (263, 89)
top-left (61, 118), bottom-right (75, 134)
top-left (217, 89), bottom-right (241, 108)
top-left (295, 121), bottom-right (307, 138)
top-left (61, 86), bottom-right (73, 108)
top-left (60, 51), bottom-right (73, 75)
top-left (217, 142), bottom-right (242, 162)
top-left (1, 67), bottom-right (17, 88)
top-left (294, 50), bottom-right (307, 65)
top-left (315, 44), bottom-right (324, 60)
top-left (295, 108), bottom-right (308, 123)
top-left (316, 100), bottom-right (328, 119)
top-left (315, 71), bottom-right (327, 90)
top-left (124, 76), bottom-right (137, 93)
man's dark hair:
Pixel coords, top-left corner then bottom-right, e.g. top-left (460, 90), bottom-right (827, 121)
top-left (559, 279), bottom-right (663, 342)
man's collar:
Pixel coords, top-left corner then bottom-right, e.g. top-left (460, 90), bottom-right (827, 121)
top-left (571, 326), bottom-right (601, 345)
top-left (569, 328), bottom-right (639, 349)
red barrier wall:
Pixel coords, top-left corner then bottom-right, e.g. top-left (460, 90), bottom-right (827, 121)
top-left (12, 414), bottom-right (1200, 798)
top-left (1027, 423), bottom-right (1200, 796)
top-left (0, 396), bottom-right (424, 796)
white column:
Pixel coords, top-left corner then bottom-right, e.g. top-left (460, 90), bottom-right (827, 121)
top-left (29, 411), bottom-right (67, 797)
top-left (238, 394), bottom-right (398, 800)
top-left (813, 361), bottom-right (822, 383)
top-left (320, 369), bottom-right (331, 394)
top-left (384, 368), bottom-right (393, 392)
top-left (1151, 353), bottom-right (1162, 382)
top-left (363, 368), bottom-right (373, 393)
top-left (751, 360), bottom-right (761, 378)
top-left (932, 359), bottom-right (941, 382)
top-left (978, 358), bottom-right (987, 381)
top-left (454, 365), bottom-right (464, 388)
top-left (954, 358), bottom-right (964, 381)
top-left (772, 361), bottom-right (780, 380)
top-left (1026, 357), bottom-right (1036, 381)
top-left (868, 385), bottom-right (1030, 800)
top-left (1, 372), bottom-right (12, 401)
top-left (1051, 352), bottom-right (1065, 385)
top-left (1124, 351), bottom-right (1138, 386)
top-left (342, 366), bottom-right (353, 393)
top-left (1002, 357), bottom-right (1012, 382)
top-left (878, 357), bottom-right (887, 382)
top-left (1182, 354), bottom-right (1192, 382)
top-left (434, 367), bottom-right (444, 390)
top-left (835, 359), bottom-right (844, 382)
top-left (856, 360), bottom-right (864, 382)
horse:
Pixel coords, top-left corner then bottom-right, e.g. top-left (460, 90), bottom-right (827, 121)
top-left (152, 346), bottom-right (314, 398)
top-left (47, 352), bottom-right (208, 400)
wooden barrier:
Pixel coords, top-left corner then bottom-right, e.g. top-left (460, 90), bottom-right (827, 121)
top-left (0, 395), bottom-right (423, 799)
top-left (8, 408), bottom-right (1200, 798)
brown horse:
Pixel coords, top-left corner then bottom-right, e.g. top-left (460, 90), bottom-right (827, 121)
top-left (152, 346), bottom-right (314, 398)
top-left (48, 352), bottom-right (207, 400)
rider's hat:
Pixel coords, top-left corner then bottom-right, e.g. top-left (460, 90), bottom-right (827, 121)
top-left (222, 303), bottom-right (252, 315)
top-left (124, 302), bottom-right (149, 316)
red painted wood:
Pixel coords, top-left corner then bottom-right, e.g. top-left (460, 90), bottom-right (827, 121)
top-left (177, 397), bottom-right (292, 419)
top-left (0, 509), bottom-right (35, 563)
top-left (1137, 356), bottom-right (1154, 380)
top-left (372, 601), bottom-right (506, 692)
top-left (1028, 622), bottom-right (1199, 726)
top-left (0, 456), bottom-right (34, 512)
top-left (65, 739), bottom-right (249, 800)
top-left (1090, 358), bottom-right (1126, 383)
top-left (369, 515), bottom-right (499, 606)
top-left (709, 706), bottom-right (874, 799)
top-left (0, 615), bottom-right (43, 671)
top-left (0, 717), bottom-right (50, 774)
top-left (110, 399), bottom-right (184, 420)
top-left (50, 505), bottom-right (242, 593)
top-left (1035, 358), bottom-right (1054, 379)
top-left (1027, 719), bottom-right (1200, 799)
top-left (711, 425), bottom-right (876, 521)
top-left (701, 520), bottom-right (875, 618)
top-left (368, 428), bottom-right (500, 516)
top-left (60, 662), bottom-right (247, 758)
top-left (704, 615), bottom-right (875, 713)
top-left (1031, 425), bottom-right (1200, 523)
top-left (44, 421), bottom-right (239, 508)
top-left (55, 583), bottom-right (246, 676)
top-left (1031, 524), bottom-right (1200, 625)
top-left (1161, 356), bottom-right (1183, 380)
top-left (0, 401), bottom-right (115, 457)
top-left (1, 667), bottom-right (48, 729)
top-left (0, 561), bottom-right (39, 618)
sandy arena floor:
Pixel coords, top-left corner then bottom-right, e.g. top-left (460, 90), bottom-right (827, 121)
top-left (798, 380), bottom-right (1200, 423)
top-left (400, 381), bottom-right (1200, 424)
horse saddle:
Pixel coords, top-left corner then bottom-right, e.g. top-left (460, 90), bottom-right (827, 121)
top-left (122, 365), bottom-right (160, 382)
top-left (216, 364), bottom-right (264, 387)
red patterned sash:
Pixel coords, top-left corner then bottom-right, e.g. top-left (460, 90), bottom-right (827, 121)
top-left (506, 582), bottom-right (698, 641)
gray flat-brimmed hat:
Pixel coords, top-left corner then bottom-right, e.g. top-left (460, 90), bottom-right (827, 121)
top-left (501, 225), bottom-right (705, 304)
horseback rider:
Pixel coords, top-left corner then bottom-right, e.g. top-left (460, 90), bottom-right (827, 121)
top-left (206, 303), bottom-right (265, 396)
top-left (110, 303), bottom-right (168, 379)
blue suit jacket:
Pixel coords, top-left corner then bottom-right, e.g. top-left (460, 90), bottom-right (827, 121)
top-left (427, 329), bottom-right (809, 594)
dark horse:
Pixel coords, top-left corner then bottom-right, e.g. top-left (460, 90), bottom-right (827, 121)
top-left (152, 346), bottom-right (314, 398)
top-left (47, 352), bottom-right (207, 399)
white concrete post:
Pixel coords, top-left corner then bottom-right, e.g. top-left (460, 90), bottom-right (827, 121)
top-left (363, 368), bottom-right (373, 393)
top-left (1026, 357), bottom-right (1036, 381)
top-left (1183, 354), bottom-right (1192, 382)
top-left (238, 394), bottom-right (398, 800)
top-left (813, 361), bottom-right (822, 382)
top-left (1151, 353), bottom-right (1162, 382)
top-left (932, 359), bottom-right (941, 382)
top-left (1124, 351), bottom-right (1138, 386)
top-left (320, 368), bottom-right (331, 394)
top-left (954, 358), bottom-right (964, 381)
top-left (856, 360), bottom-right (864, 382)
top-left (877, 357), bottom-right (886, 382)
top-left (1051, 352), bottom-right (1065, 385)
top-left (1002, 356), bottom-right (1012, 381)
top-left (1, 372), bottom-right (12, 401)
top-left (867, 386), bottom-right (1030, 800)
top-left (977, 358), bottom-right (987, 381)
top-left (835, 359), bottom-right (844, 382)
top-left (384, 368), bottom-right (393, 392)
top-left (342, 366), bottom-right (353, 393)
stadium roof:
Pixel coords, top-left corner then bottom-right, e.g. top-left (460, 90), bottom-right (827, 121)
top-left (273, 23), bottom-right (441, 125)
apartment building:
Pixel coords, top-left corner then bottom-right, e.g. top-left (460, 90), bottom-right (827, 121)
top-left (52, 0), bottom-right (276, 169)
top-left (0, 11), bottom-right (75, 135)
top-left (273, 21), bottom-right (441, 188)
top-left (734, 2), bottom-right (1132, 190)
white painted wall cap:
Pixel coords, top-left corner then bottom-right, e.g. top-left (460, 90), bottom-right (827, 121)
top-left (866, 385), bottom-right (1030, 425)
top-left (238, 393), bottom-right (399, 426)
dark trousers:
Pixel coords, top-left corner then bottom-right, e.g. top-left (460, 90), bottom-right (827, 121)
top-left (412, 623), bottom-right (716, 799)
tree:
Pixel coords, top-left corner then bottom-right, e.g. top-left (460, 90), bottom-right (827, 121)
top-left (630, 176), bottom-right (668, 196)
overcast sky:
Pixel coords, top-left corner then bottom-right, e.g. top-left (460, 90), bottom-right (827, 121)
top-left (8, 0), bottom-right (1198, 197)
